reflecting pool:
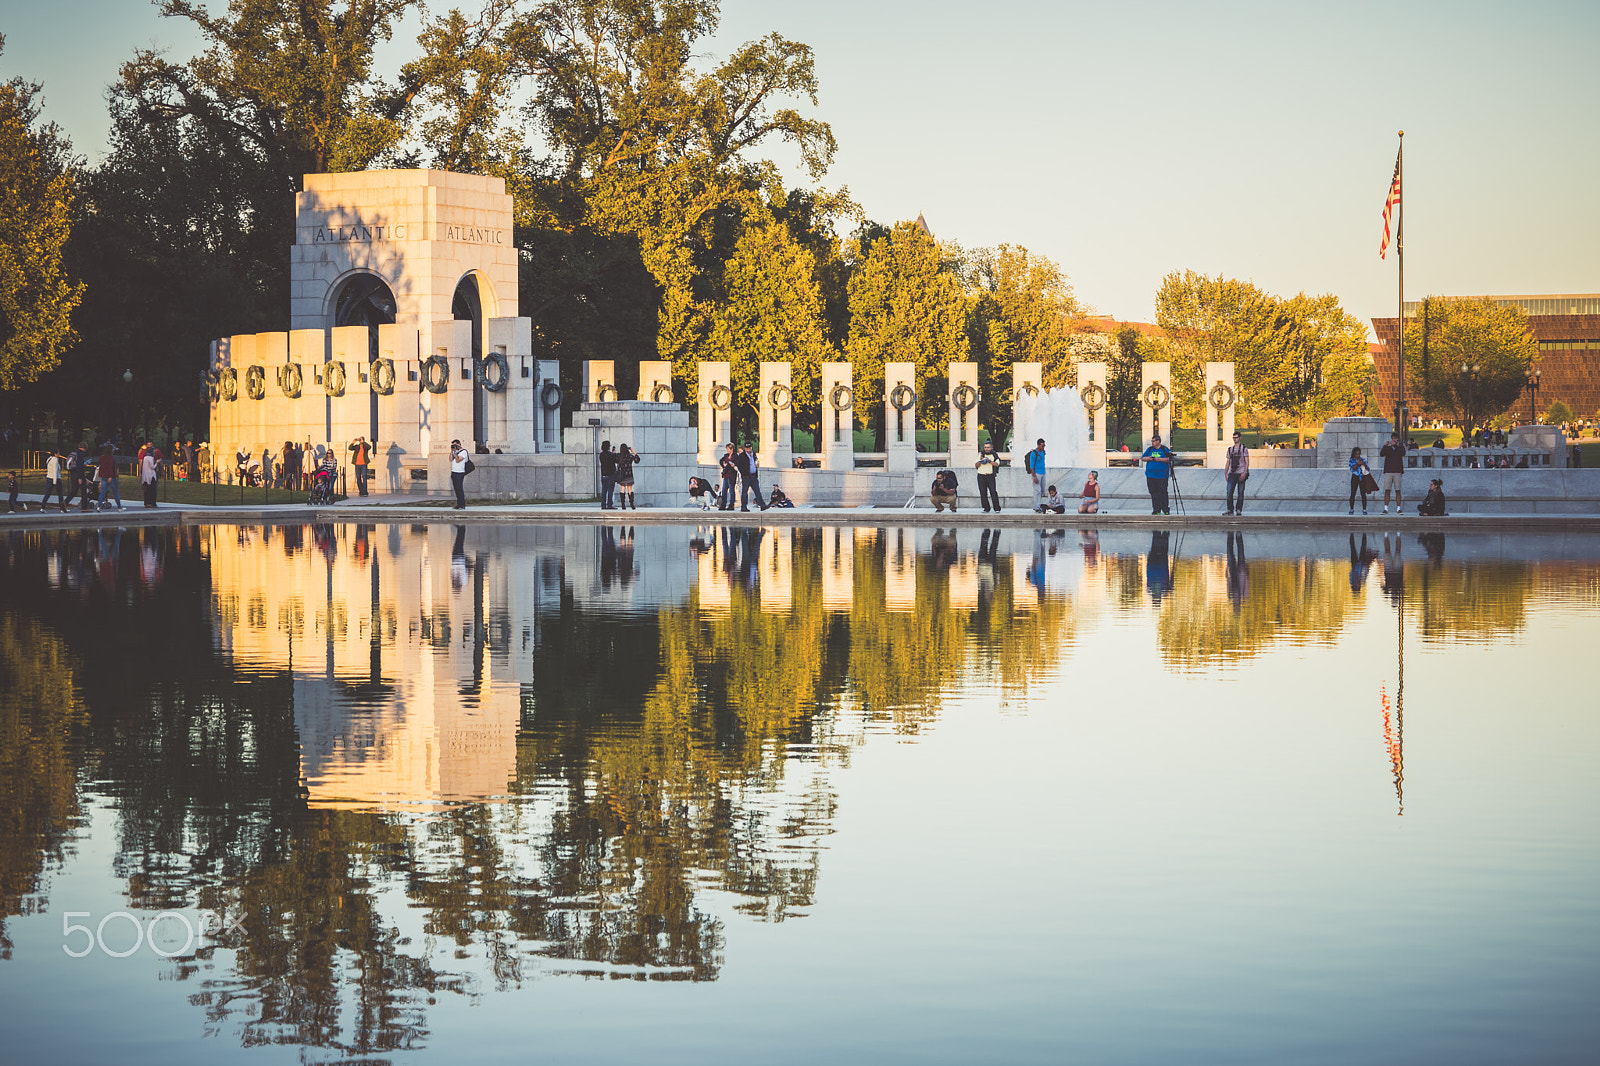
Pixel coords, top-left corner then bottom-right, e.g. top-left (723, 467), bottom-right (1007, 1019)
top-left (0, 523), bottom-right (1596, 1064)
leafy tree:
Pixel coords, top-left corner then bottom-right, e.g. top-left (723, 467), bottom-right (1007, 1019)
top-left (1402, 296), bottom-right (1536, 439)
top-left (702, 219), bottom-right (834, 446)
top-left (844, 220), bottom-right (969, 445)
top-left (1239, 292), bottom-right (1372, 445)
top-left (962, 244), bottom-right (1082, 448)
top-left (1105, 325), bottom-right (1146, 448)
top-left (121, 0), bottom-right (415, 190)
top-left (1155, 270), bottom-right (1275, 425)
top-left (1544, 399), bottom-right (1573, 426)
top-left (0, 40), bottom-right (84, 391)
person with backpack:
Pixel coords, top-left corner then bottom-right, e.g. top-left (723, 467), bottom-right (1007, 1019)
top-left (1224, 431), bottom-right (1250, 515)
top-left (1024, 438), bottom-right (1048, 512)
top-left (930, 468), bottom-right (959, 512)
top-left (62, 441), bottom-right (87, 509)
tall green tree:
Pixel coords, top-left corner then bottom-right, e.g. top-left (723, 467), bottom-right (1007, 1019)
top-left (0, 39), bottom-right (84, 392)
top-left (1154, 270), bottom-right (1275, 426)
top-left (1106, 325), bottom-right (1147, 448)
top-left (844, 220), bottom-right (969, 446)
top-left (1402, 296), bottom-right (1537, 439)
top-left (962, 244), bottom-right (1082, 448)
top-left (1239, 292), bottom-right (1373, 445)
top-left (701, 219), bottom-right (834, 446)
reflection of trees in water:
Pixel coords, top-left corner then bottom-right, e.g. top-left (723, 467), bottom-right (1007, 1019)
top-left (1411, 560), bottom-right (1545, 644)
top-left (0, 616), bottom-right (87, 958)
top-left (1156, 555), bottom-right (1361, 667)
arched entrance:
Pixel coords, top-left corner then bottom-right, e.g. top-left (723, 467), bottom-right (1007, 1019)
top-left (332, 273), bottom-right (396, 440)
top-left (453, 274), bottom-right (486, 449)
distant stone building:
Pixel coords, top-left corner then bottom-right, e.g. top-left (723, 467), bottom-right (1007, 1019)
top-left (1372, 294), bottom-right (1600, 421)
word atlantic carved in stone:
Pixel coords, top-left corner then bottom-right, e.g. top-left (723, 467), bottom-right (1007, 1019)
top-left (444, 225), bottom-right (506, 244)
top-left (307, 223), bottom-right (407, 243)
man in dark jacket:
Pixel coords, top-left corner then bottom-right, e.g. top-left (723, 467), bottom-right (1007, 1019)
top-left (1378, 431), bottom-right (1406, 515)
top-left (598, 440), bottom-right (617, 509)
top-left (931, 468), bottom-right (959, 512)
top-left (735, 445), bottom-right (767, 511)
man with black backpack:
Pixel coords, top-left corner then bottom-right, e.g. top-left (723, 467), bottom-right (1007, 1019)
top-left (931, 468), bottom-right (959, 512)
top-left (62, 441), bottom-right (88, 510)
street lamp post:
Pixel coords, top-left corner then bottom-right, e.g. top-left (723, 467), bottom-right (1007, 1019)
top-left (1526, 365), bottom-right (1541, 424)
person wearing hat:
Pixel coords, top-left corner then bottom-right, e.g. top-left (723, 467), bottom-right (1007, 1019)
top-left (449, 439), bottom-right (469, 509)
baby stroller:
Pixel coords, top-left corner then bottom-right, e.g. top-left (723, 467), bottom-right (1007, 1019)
top-left (306, 463), bottom-right (338, 505)
top-left (688, 476), bottom-right (716, 510)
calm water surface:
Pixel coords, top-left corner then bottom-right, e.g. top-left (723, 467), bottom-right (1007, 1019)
top-left (0, 523), bottom-right (1596, 1065)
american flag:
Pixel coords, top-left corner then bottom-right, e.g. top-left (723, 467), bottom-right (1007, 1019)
top-left (1379, 154), bottom-right (1401, 259)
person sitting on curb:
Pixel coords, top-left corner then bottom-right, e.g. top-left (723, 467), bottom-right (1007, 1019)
top-left (931, 468), bottom-right (959, 512)
top-left (1417, 478), bottom-right (1447, 516)
top-left (1078, 470), bottom-right (1101, 514)
top-left (769, 487), bottom-right (795, 508)
top-left (1043, 485), bottom-right (1067, 514)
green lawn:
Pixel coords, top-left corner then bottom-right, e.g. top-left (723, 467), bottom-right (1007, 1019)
top-left (8, 475), bottom-right (341, 507)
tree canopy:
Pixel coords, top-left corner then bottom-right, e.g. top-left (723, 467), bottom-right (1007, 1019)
top-left (1402, 296), bottom-right (1537, 436)
top-left (0, 37), bottom-right (84, 390)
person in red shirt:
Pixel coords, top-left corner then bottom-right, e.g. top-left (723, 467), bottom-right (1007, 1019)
top-left (96, 443), bottom-right (123, 511)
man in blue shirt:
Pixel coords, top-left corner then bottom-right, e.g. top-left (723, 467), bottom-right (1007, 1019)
top-left (1024, 438), bottom-right (1047, 512)
top-left (1140, 433), bottom-right (1174, 515)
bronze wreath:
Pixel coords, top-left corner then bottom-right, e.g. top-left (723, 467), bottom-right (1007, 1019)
top-left (421, 355), bottom-right (450, 394)
top-left (889, 383), bottom-right (917, 411)
top-left (651, 382), bottom-right (675, 404)
top-left (369, 358), bottom-right (395, 396)
top-left (767, 382), bottom-right (792, 410)
top-left (323, 360), bottom-right (347, 397)
top-left (709, 383), bottom-right (733, 411)
top-left (1080, 382), bottom-right (1108, 412)
top-left (1142, 381), bottom-right (1170, 411)
top-left (277, 363), bottom-right (303, 398)
top-left (829, 382), bottom-right (855, 411)
top-left (951, 383), bottom-right (978, 412)
top-left (244, 365), bottom-right (267, 400)
top-left (1208, 382), bottom-right (1236, 411)
top-left (477, 352), bottom-right (510, 393)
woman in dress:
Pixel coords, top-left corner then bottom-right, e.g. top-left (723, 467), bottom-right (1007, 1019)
top-left (614, 444), bottom-right (641, 509)
top-left (1078, 470), bottom-right (1101, 514)
top-left (1348, 446), bottom-right (1372, 515)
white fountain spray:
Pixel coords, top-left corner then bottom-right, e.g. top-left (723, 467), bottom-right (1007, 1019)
top-left (1011, 387), bottom-right (1090, 472)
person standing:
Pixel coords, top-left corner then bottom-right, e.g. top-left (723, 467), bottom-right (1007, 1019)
top-left (449, 439), bottom-right (469, 509)
top-left (96, 444), bottom-right (124, 511)
top-left (63, 441), bottom-right (88, 508)
top-left (183, 439), bottom-right (196, 481)
top-left (615, 443), bottom-right (640, 509)
top-left (974, 440), bottom-right (1001, 513)
top-left (736, 444), bottom-right (766, 512)
top-left (348, 436), bottom-right (374, 497)
top-left (140, 447), bottom-right (159, 508)
top-left (41, 449), bottom-right (64, 511)
top-left (1224, 430), bottom-right (1250, 515)
top-left (1348, 446), bottom-right (1372, 515)
top-left (1024, 438), bottom-right (1047, 513)
top-left (598, 440), bottom-right (617, 509)
top-left (1140, 433), bottom-right (1174, 515)
top-left (718, 444), bottom-right (738, 511)
top-left (1378, 430), bottom-right (1406, 515)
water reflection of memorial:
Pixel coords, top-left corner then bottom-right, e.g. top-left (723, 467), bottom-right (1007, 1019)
top-left (4, 523), bottom-right (1599, 1056)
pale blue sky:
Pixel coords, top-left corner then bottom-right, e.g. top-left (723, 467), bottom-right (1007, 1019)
top-left (4, 0), bottom-right (1596, 335)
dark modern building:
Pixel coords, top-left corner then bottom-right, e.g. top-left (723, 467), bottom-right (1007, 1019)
top-left (1372, 294), bottom-right (1600, 422)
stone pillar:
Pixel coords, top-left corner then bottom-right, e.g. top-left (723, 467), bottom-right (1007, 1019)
top-left (1140, 361), bottom-right (1172, 449)
top-left (820, 362), bottom-right (855, 471)
top-left (1077, 361), bottom-right (1108, 461)
top-left (759, 361), bottom-right (793, 472)
top-left (426, 320), bottom-right (475, 490)
top-left (486, 317), bottom-right (533, 452)
top-left (535, 359), bottom-right (561, 453)
top-left (884, 360), bottom-right (918, 472)
top-left (1204, 361), bottom-right (1237, 469)
top-left (1011, 362), bottom-right (1042, 453)
top-left (377, 324), bottom-right (419, 492)
top-left (1316, 417), bottom-right (1391, 468)
top-left (583, 360), bottom-right (617, 403)
top-left (638, 360), bottom-right (674, 403)
top-left (948, 361), bottom-right (980, 469)
top-left (758, 527), bottom-right (792, 614)
top-left (328, 326), bottom-right (371, 459)
top-left (286, 329), bottom-right (324, 461)
top-left (698, 361), bottom-right (733, 462)
top-left (250, 332), bottom-right (288, 475)
top-left (821, 524), bottom-right (853, 613)
top-left (220, 333), bottom-right (256, 479)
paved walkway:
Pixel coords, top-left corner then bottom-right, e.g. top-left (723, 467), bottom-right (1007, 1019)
top-left (4, 494), bottom-right (1598, 531)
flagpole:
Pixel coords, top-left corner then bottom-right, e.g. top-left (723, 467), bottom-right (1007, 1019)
top-left (1395, 130), bottom-right (1405, 436)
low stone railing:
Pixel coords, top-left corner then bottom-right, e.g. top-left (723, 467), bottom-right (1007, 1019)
top-left (1407, 448), bottom-right (1554, 469)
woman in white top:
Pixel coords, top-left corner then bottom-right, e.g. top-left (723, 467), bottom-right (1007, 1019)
top-left (140, 449), bottom-right (160, 509)
top-left (449, 440), bottom-right (469, 509)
